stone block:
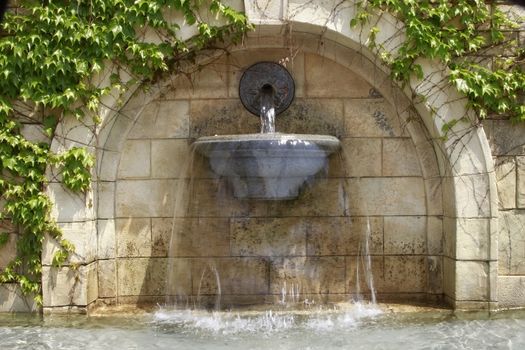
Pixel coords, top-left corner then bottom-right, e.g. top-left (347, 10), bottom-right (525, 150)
top-left (228, 49), bottom-right (305, 98)
top-left (498, 210), bottom-right (525, 275)
top-left (454, 260), bottom-right (489, 301)
top-left (444, 217), bottom-right (491, 261)
top-left (498, 276), bottom-right (525, 308)
top-left (151, 139), bottom-right (191, 178)
top-left (495, 157), bottom-right (516, 210)
top-left (117, 258), bottom-right (167, 296)
top-left (115, 179), bottom-right (175, 217)
top-left (128, 100), bottom-right (190, 139)
top-left (151, 218), bottom-right (172, 257)
top-left (305, 53), bottom-right (371, 98)
top-left (346, 256), bottom-right (384, 295)
top-left (268, 178), bottom-right (345, 217)
top-left (381, 256), bottom-right (427, 293)
top-left (443, 256), bottom-right (455, 299)
top-left (427, 216), bottom-right (443, 255)
top-left (98, 260), bottom-right (116, 298)
top-left (0, 233), bottom-right (17, 270)
top-left (443, 174), bottom-right (492, 218)
top-left (444, 126), bottom-right (492, 176)
top-left (42, 263), bottom-right (97, 307)
top-left (161, 58), bottom-right (229, 100)
top-left (277, 99), bottom-right (344, 136)
top-left (344, 99), bottom-right (405, 137)
top-left (340, 138), bottom-right (382, 177)
top-left (231, 218), bottom-right (306, 257)
top-left (425, 178), bottom-right (443, 216)
top-left (192, 257), bottom-right (269, 295)
top-left (42, 221), bottom-right (97, 265)
top-left (383, 138), bottom-right (422, 176)
top-left (269, 257), bottom-right (345, 295)
top-left (244, 0), bottom-right (282, 22)
top-left (97, 150), bottom-right (120, 181)
top-left (171, 218), bottom-right (230, 257)
top-left (97, 181), bottom-right (115, 219)
top-left (97, 219), bottom-right (116, 259)
top-left (20, 123), bottom-right (49, 143)
top-left (306, 217), bottom-right (383, 256)
top-left (490, 120), bottom-right (525, 156)
top-left (427, 256), bottom-right (443, 294)
top-left (48, 183), bottom-right (94, 222)
top-left (164, 257), bottom-right (193, 297)
top-left (384, 216), bottom-right (426, 255)
top-left (516, 156), bottom-right (525, 208)
top-left (118, 140), bottom-right (151, 179)
top-left (116, 218), bottom-right (152, 257)
top-left (346, 177), bottom-right (426, 216)
top-left (415, 142), bottom-right (440, 180)
top-left (0, 284), bottom-right (38, 312)
top-left (189, 99), bottom-right (259, 138)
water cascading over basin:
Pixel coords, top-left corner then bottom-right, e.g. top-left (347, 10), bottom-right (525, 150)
top-left (194, 62), bottom-right (341, 200)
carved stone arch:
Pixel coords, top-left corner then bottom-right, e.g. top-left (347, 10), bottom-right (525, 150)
top-left (44, 0), bottom-right (497, 312)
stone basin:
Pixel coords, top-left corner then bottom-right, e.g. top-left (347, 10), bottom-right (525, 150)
top-left (193, 133), bottom-right (341, 200)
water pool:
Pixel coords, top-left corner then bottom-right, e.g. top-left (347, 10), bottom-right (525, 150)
top-left (2, 305), bottom-right (525, 350)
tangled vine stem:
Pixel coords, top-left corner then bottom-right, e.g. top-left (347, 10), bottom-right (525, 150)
top-left (0, 0), bottom-right (251, 304)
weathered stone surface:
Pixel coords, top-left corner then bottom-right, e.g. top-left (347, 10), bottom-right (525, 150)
top-left (0, 233), bottom-right (17, 270)
top-left (117, 258), bottom-right (167, 296)
top-left (344, 99), bottom-right (405, 137)
top-left (0, 284), bottom-right (38, 313)
top-left (269, 257), bottom-right (345, 295)
top-left (98, 219), bottom-right (116, 259)
top-left (171, 218), bottom-right (230, 257)
top-left (116, 218), bottom-right (152, 257)
top-left (443, 174), bottom-right (492, 218)
top-left (443, 257), bottom-right (455, 299)
top-left (498, 210), bottom-right (525, 275)
top-left (346, 177), bottom-right (426, 216)
top-left (193, 257), bottom-right (269, 295)
top-left (346, 256), bottom-right (384, 294)
top-left (268, 179), bottom-right (345, 217)
top-left (383, 138), bottom-right (422, 176)
top-left (128, 100), bottom-right (190, 139)
top-left (48, 183), bottom-right (94, 222)
top-left (340, 138), bottom-right (382, 177)
top-left (151, 139), bottom-right (191, 178)
top-left (42, 221), bottom-right (97, 265)
top-left (97, 150), bottom-right (120, 181)
top-left (161, 59), bottom-right (229, 100)
top-left (427, 216), bottom-right (443, 255)
top-left (495, 156), bottom-right (516, 210)
top-left (189, 99), bottom-right (259, 138)
top-left (115, 179), bottom-right (175, 217)
top-left (454, 261), bottom-right (489, 301)
top-left (444, 217), bottom-right (491, 261)
top-left (427, 256), bottom-right (443, 294)
top-left (384, 216), bottom-right (426, 255)
top-left (98, 260), bottom-right (116, 298)
top-left (97, 181), bottom-right (115, 219)
top-left (425, 178), bottom-right (443, 216)
top-left (277, 99), bottom-right (344, 136)
top-left (118, 140), bottom-right (151, 179)
top-left (43, 263), bottom-right (97, 307)
top-left (498, 276), bottom-right (525, 308)
top-left (306, 217), bottom-right (383, 256)
top-left (151, 218), bottom-right (172, 257)
top-left (305, 54), bottom-right (371, 98)
top-left (516, 156), bottom-right (525, 208)
top-left (381, 256), bottom-right (427, 293)
top-left (231, 218), bottom-right (306, 257)
top-left (490, 120), bottom-right (525, 156)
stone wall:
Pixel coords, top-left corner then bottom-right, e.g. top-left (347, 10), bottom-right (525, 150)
top-left (89, 38), bottom-right (445, 309)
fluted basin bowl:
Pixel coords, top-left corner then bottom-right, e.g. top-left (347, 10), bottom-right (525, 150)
top-left (193, 133), bottom-right (341, 200)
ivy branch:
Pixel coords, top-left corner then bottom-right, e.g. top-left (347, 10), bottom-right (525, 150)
top-left (352, 0), bottom-right (524, 124)
top-left (0, 0), bottom-right (251, 304)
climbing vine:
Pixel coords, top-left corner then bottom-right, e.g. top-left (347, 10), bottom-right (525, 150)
top-left (352, 0), bottom-right (524, 123)
top-left (0, 0), bottom-right (251, 304)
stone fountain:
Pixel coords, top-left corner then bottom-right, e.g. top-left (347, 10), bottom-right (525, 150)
top-left (194, 62), bottom-right (341, 200)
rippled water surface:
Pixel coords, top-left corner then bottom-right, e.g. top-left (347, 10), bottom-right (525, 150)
top-left (2, 305), bottom-right (525, 350)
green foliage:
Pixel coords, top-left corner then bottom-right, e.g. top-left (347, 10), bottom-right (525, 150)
top-left (0, 0), bottom-right (251, 303)
top-left (353, 0), bottom-right (525, 123)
